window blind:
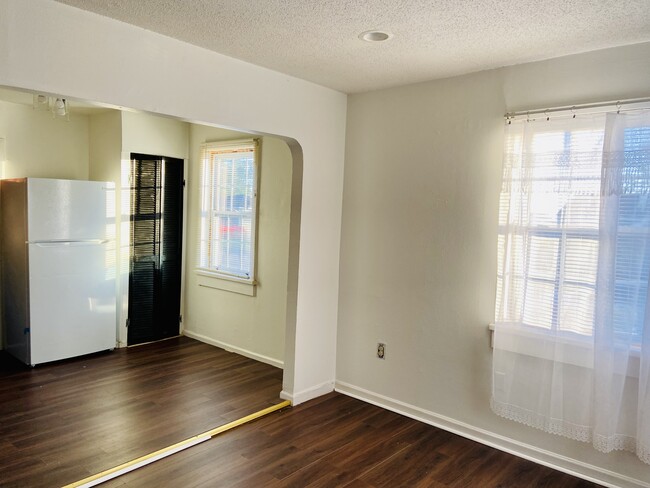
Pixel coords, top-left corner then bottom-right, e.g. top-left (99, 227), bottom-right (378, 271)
top-left (198, 139), bottom-right (258, 280)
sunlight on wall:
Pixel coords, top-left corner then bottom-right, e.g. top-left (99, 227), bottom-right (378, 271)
top-left (0, 138), bottom-right (5, 178)
top-left (120, 157), bottom-right (131, 275)
top-left (104, 181), bottom-right (117, 281)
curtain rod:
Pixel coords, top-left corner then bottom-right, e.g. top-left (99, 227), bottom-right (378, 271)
top-left (505, 97), bottom-right (650, 121)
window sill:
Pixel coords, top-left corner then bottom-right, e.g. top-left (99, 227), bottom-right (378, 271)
top-left (488, 323), bottom-right (641, 376)
top-left (489, 323), bottom-right (595, 367)
top-left (196, 270), bottom-right (257, 297)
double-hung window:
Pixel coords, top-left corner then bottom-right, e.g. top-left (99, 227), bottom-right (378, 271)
top-left (198, 139), bottom-right (258, 282)
top-left (495, 119), bottom-right (605, 338)
top-left (491, 107), bottom-right (650, 463)
top-left (494, 115), bottom-right (650, 344)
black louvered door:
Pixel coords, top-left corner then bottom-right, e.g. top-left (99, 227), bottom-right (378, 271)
top-left (128, 154), bottom-right (184, 345)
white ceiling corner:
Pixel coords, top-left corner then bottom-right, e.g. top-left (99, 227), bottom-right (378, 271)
top-left (54, 0), bottom-right (650, 93)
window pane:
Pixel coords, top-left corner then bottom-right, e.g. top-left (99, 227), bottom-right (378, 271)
top-left (564, 238), bottom-right (598, 284)
top-left (496, 119), bottom-right (650, 343)
top-left (497, 120), bottom-right (604, 336)
top-left (527, 235), bottom-right (559, 281)
top-left (523, 281), bottom-right (555, 329)
top-left (559, 284), bottom-right (595, 335)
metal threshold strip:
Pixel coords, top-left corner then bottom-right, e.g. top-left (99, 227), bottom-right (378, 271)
top-left (62, 400), bottom-right (292, 488)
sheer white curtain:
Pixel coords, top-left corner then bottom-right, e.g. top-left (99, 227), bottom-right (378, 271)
top-left (492, 109), bottom-right (650, 463)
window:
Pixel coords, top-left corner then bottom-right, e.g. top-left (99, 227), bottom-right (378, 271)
top-left (495, 121), bottom-right (604, 337)
top-left (495, 114), bottom-right (650, 344)
top-left (492, 109), bottom-right (650, 462)
top-left (198, 139), bottom-right (258, 282)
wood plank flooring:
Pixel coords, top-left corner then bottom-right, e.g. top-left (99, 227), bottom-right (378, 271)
top-left (0, 336), bottom-right (283, 488)
top-left (101, 392), bottom-right (602, 488)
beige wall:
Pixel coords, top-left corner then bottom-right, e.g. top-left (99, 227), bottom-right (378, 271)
top-left (89, 110), bottom-right (123, 340)
top-left (89, 111), bottom-right (121, 183)
top-left (338, 42), bottom-right (650, 487)
top-left (0, 100), bottom-right (91, 348)
top-left (183, 124), bottom-right (292, 367)
top-left (121, 111), bottom-right (189, 161)
top-left (0, 100), bottom-right (89, 179)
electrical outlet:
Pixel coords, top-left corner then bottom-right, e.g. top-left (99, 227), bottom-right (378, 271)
top-left (377, 342), bottom-right (386, 359)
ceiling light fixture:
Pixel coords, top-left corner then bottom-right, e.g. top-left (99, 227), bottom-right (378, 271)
top-left (33, 94), bottom-right (49, 112)
top-left (32, 94), bottom-right (70, 120)
top-left (52, 98), bottom-right (68, 118)
top-left (358, 30), bottom-right (393, 42)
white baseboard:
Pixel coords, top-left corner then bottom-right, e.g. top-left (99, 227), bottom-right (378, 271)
top-left (183, 330), bottom-right (283, 369)
top-left (281, 381), bottom-right (334, 406)
top-left (335, 381), bottom-right (650, 488)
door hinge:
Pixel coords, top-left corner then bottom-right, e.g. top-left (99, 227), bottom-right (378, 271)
top-left (182, 179), bottom-right (186, 188)
top-left (179, 314), bottom-right (183, 323)
top-left (126, 318), bottom-right (130, 328)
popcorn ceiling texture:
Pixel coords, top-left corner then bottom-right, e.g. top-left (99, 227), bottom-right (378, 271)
top-left (55, 0), bottom-right (650, 93)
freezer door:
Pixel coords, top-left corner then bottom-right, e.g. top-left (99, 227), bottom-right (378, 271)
top-left (28, 241), bottom-right (116, 365)
top-left (27, 178), bottom-right (113, 241)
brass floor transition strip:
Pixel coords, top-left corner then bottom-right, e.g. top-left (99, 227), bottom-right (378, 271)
top-left (62, 400), bottom-right (292, 488)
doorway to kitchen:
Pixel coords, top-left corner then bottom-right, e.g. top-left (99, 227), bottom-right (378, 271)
top-left (127, 153), bottom-right (184, 345)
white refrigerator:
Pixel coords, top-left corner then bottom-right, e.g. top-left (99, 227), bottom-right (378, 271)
top-left (1, 178), bottom-right (117, 366)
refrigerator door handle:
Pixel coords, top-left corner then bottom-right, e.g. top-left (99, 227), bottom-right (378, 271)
top-left (33, 242), bottom-right (71, 248)
top-left (67, 240), bottom-right (110, 247)
top-left (31, 239), bottom-right (110, 247)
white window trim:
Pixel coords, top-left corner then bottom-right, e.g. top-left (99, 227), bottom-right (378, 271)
top-left (196, 138), bottom-right (260, 292)
top-left (197, 270), bottom-right (257, 297)
top-left (488, 323), bottom-right (642, 376)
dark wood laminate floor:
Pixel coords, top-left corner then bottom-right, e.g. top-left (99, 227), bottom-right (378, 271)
top-left (0, 336), bottom-right (283, 488)
top-left (101, 392), bottom-right (602, 488)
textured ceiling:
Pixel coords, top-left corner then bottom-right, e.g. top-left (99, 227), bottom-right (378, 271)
top-left (54, 0), bottom-right (650, 93)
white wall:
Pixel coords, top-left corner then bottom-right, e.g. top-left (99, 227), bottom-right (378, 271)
top-left (183, 125), bottom-right (292, 367)
top-left (0, 0), bottom-right (347, 403)
top-left (338, 42), bottom-right (650, 488)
